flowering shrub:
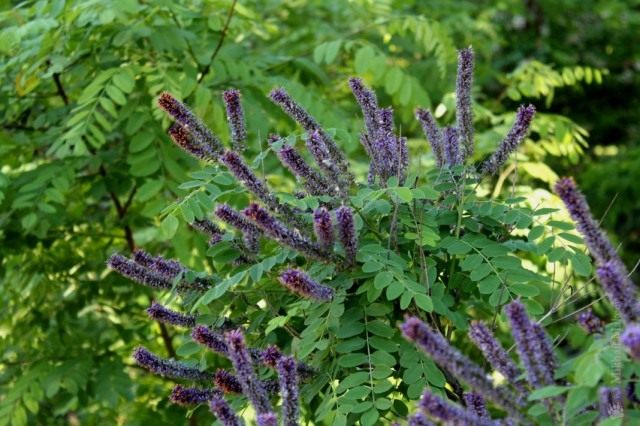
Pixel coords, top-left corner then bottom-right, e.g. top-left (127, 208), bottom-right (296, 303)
top-left (107, 48), bottom-right (639, 425)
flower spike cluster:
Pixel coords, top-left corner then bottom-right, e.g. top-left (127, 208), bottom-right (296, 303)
top-left (419, 390), bottom-right (496, 426)
top-left (599, 386), bottom-right (623, 418)
top-left (577, 308), bottom-right (604, 334)
top-left (415, 108), bottom-right (444, 167)
top-left (278, 268), bottom-right (334, 301)
top-left (146, 302), bottom-right (196, 327)
top-left (170, 385), bottom-right (220, 406)
top-left (336, 205), bottom-right (358, 266)
top-left (443, 126), bottom-right (461, 167)
top-left (190, 218), bottom-right (224, 245)
top-left (271, 139), bottom-right (333, 197)
top-left (456, 47), bottom-right (475, 159)
top-left (223, 88), bottom-right (246, 152)
top-left (209, 396), bottom-right (242, 426)
top-left (132, 346), bottom-right (213, 381)
top-left (277, 356), bottom-right (300, 426)
top-left (313, 207), bottom-right (334, 251)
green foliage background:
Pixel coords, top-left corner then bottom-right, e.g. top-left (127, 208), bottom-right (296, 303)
top-left (1, 0), bottom-right (638, 424)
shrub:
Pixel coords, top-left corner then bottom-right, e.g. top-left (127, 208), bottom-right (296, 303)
top-left (107, 48), bottom-right (639, 425)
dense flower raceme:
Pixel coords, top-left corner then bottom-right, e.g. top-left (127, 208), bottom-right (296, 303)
top-left (106, 47), bottom-right (640, 424)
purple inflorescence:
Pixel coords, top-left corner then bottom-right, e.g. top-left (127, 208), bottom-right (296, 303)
top-left (257, 413), bottom-right (278, 426)
top-left (419, 390), bottom-right (496, 426)
top-left (442, 126), bottom-right (461, 167)
top-left (215, 203), bottom-right (262, 235)
top-left (132, 249), bottom-right (184, 280)
top-left (242, 229), bottom-right (260, 253)
top-left (577, 308), bottom-right (604, 334)
top-left (260, 346), bottom-right (282, 368)
top-left (223, 89), bottom-right (246, 151)
top-left (407, 412), bottom-right (436, 426)
top-left (505, 301), bottom-right (555, 388)
top-left (170, 385), bottom-right (220, 406)
top-left (192, 325), bottom-right (229, 355)
top-left (243, 203), bottom-right (325, 260)
top-left (146, 302), bottom-right (196, 327)
top-left (531, 322), bottom-right (558, 384)
top-left (210, 396), bottom-right (242, 426)
top-left (597, 261), bottom-right (640, 324)
top-left (168, 123), bottom-right (218, 161)
top-left (158, 92), bottom-right (223, 157)
top-left (336, 206), bottom-right (358, 266)
top-left (107, 253), bottom-right (172, 290)
top-left (455, 47), bottom-right (475, 159)
top-left (481, 104), bottom-right (536, 175)
top-left (191, 218), bottom-right (225, 246)
top-left (621, 324), bottom-right (640, 359)
top-left (269, 87), bottom-right (350, 177)
top-left (132, 346), bottom-right (213, 381)
top-left (349, 77), bottom-right (379, 139)
top-left (553, 177), bottom-right (619, 265)
top-left (214, 369), bottom-right (243, 394)
top-left (400, 317), bottom-right (522, 417)
top-left (278, 269), bottom-right (334, 302)
top-left (220, 150), bottom-right (276, 207)
top-left (273, 142), bottom-right (332, 196)
top-left (463, 392), bottom-right (490, 420)
top-left (225, 329), bottom-right (272, 414)
top-left (277, 356), bottom-right (300, 426)
top-left (599, 386), bottom-right (623, 418)
top-left (313, 207), bottom-right (334, 251)
top-left (416, 108), bottom-right (444, 168)
top-left (468, 321), bottom-right (523, 391)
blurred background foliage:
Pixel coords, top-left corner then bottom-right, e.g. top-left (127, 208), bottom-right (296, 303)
top-left (0, 0), bottom-right (638, 424)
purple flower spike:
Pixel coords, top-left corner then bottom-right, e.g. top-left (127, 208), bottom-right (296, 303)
top-left (260, 346), bottom-right (282, 368)
top-left (277, 356), bottom-right (300, 426)
top-left (220, 150), bottom-right (275, 206)
top-left (192, 325), bottom-right (229, 355)
top-left (313, 207), bottom-right (334, 251)
top-left (621, 324), bottom-right (640, 359)
top-left (348, 77), bottom-right (379, 139)
top-left (243, 203), bottom-right (326, 260)
top-left (158, 92), bottom-right (223, 157)
top-left (274, 142), bottom-right (332, 196)
top-left (400, 317), bottom-right (522, 417)
top-left (170, 385), bottom-right (220, 406)
top-left (132, 346), bottom-right (213, 381)
top-left (269, 87), bottom-right (350, 177)
top-left (168, 123), bottom-right (218, 161)
top-left (443, 126), bottom-right (461, 167)
top-left (223, 89), bottom-right (246, 151)
top-left (279, 269), bottom-right (334, 302)
top-left (553, 177), bottom-right (618, 265)
top-left (597, 261), bottom-right (640, 324)
top-left (210, 396), bottom-right (242, 426)
top-left (225, 329), bottom-right (272, 414)
top-left (214, 370), bottom-right (243, 394)
top-left (419, 390), bottom-right (496, 426)
top-left (191, 218), bottom-right (225, 246)
top-left (146, 302), bottom-right (196, 327)
top-left (468, 321), bottom-right (523, 391)
top-left (257, 413), bottom-right (278, 426)
top-left (336, 206), bottom-right (357, 266)
top-left (407, 412), bottom-right (436, 426)
top-left (416, 108), bottom-right (444, 167)
top-left (107, 253), bottom-right (172, 290)
top-left (215, 203), bottom-right (262, 235)
top-left (599, 387), bottom-right (623, 418)
top-left (463, 392), bottom-right (490, 420)
top-left (531, 322), bottom-right (558, 382)
top-left (481, 104), bottom-right (536, 175)
top-left (455, 47), bottom-right (475, 159)
top-left (577, 308), bottom-right (604, 334)
top-left (132, 249), bottom-right (184, 280)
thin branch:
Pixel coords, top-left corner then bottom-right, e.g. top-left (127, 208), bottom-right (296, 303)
top-left (197, 0), bottom-right (238, 84)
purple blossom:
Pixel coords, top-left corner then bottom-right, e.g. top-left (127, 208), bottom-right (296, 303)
top-left (214, 369), bottom-right (243, 394)
top-left (599, 386), bottom-right (623, 418)
top-left (348, 77), bottom-right (379, 139)
top-left (481, 104), bottom-right (536, 175)
top-left (443, 126), bottom-right (461, 167)
top-left (168, 123), bottom-right (218, 161)
top-left (242, 229), bottom-right (260, 253)
top-left (269, 87), bottom-right (350, 177)
top-left (455, 47), bottom-right (475, 159)
top-left (621, 324), bottom-right (640, 359)
top-left (243, 203), bottom-right (326, 260)
top-left (146, 302), bottom-right (196, 327)
top-left (277, 356), bottom-right (300, 426)
top-left (305, 130), bottom-right (343, 193)
top-left (415, 108), bottom-right (444, 167)
top-left (257, 413), bottom-right (278, 426)
top-left (419, 390), bottom-right (497, 426)
top-left (597, 261), bottom-right (640, 324)
top-left (170, 385), bottom-right (220, 406)
top-left (463, 392), bottom-right (490, 420)
top-left (278, 269), bottom-right (334, 302)
top-left (553, 177), bottom-right (619, 265)
top-left (273, 142), bottom-right (332, 196)
top-left (192, 325), bottom-right (229, 355)
top-left (132, 249), bottom-right (184, 280)
top-left (223, 89), bottom-right (246, 151)
top-left (407, 412), bottom-right (435, 426)
top-left (336, 206), bottom-right (358, 266)
top-left (132, 346), bottom-right (213, 381)
top-left (505, 301), bottom-right (554, 388)
top-left (400, 317), bottom-right (523, 417)
top-left (210, 396), bottom-right (242, 426)
top-left (158, 92), bottom-right (223, 157)
top-left (215, 203), bottom-right (262, 235)
top-left (107, 253), bottom-right (172, 290)
top-left (225, 329), bottom-right (272, 414)
top-left (260, 346), bottom-right (282, 368)
top-left (313, 207), bottom-right (334, 251)
top-left (468, 321), bottom-right (523, 391)
top-left (370, 107), bottom-right (402, 183)
top-left (577, 308), bottom-right (604, 334)
top-left (191, 218), bottom-right (224, 246)
top-left (531, 323), bottom-right (558, 385)
top-left (220, 150), bottom-right (275, 206)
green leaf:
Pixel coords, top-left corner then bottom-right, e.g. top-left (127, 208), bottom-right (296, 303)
top-left (413, 293), bottom-right (433, 312)
top-left (571, 252), bottom-right (592, 277)
top-left (360, 408), bottom-right (379, 426)
top-left (389, 187), bottom-right (413, 203)
top-left (176, 341), bottom-right (200, 357)
top-left (160, 215), bottom-right (179, 239)
top-left (374, 271), bottom-right (393, 289)
top-left (528, 385), bottom-right (570, 401)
